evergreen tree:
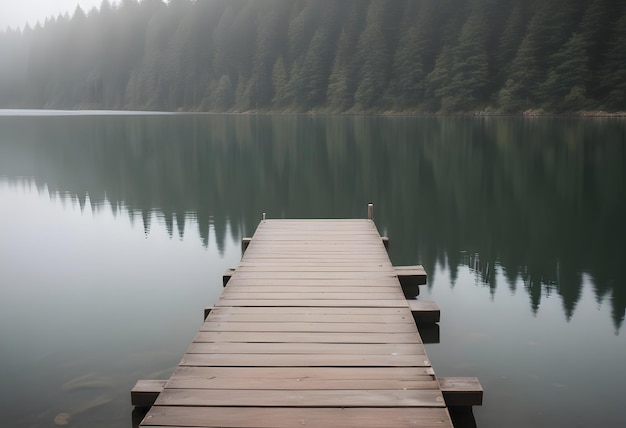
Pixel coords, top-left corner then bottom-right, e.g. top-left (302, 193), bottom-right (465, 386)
top-left (354, 1), bottom-right (398, 110)
top-left (249, 4), bottom-right (290, 109)
top-left (539, 33), bottom-right (590, 111)
top-left (326, 1), bottom-right (365, 112)
top-left (424, 45), bottom-right (454, 112)
top-left (0, 0), bottom-right (623, 113)
top-left (297, 3), bottom-right (344, 110)
top-left (499, 0), bottom-right (583, 111)
top-left (214, 74), bottom-right (235, 109)
top-left (494, 0), bottom-right (529, 88)
top-left (438, 5), bottom-right (491, 111)
top-left (386, 23), bottom-right (426, 110)
top-left (600, 6), bottom-right (626, 110)
top-left (271, 56), bottom-right (290, 107)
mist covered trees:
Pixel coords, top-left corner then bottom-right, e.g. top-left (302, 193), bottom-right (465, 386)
top-left (0, 0), bottom-right (624, 113)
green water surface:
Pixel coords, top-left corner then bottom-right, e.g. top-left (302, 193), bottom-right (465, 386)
top-left (0, 112), bottom-right (624, 427)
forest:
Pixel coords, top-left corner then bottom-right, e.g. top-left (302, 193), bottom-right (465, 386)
top-left (0, 0), bottom-right (625, 114)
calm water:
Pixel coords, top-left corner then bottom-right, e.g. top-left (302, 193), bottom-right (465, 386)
top-left (0, 112), bottom-right (624, 427)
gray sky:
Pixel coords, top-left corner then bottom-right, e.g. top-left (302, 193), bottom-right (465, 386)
top-left (0, 0), bottom-right (111, 31)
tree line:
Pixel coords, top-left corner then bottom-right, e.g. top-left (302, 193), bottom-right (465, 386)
top-left (0, 0), bottom-right (625, 113)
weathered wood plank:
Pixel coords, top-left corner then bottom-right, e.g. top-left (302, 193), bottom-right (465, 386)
top-left (192, 331), bottom-right (422, 344)
top-left (171, 366), bottom-right (437, 380)
top-left (238, 260), bottom-right (394, 265)
top-left (154, 389), bottom-right (445, 407)
top-left (231, 272), bottom-right (397, 279)
top-left (132, 380), bottom-right (166, 407)
top-left (214, 299), bottom-right (410, 308)
top-left (205, 311), bottom-right (413, 323)
top-left (131, 378), bottom-right (441, 401)
top-left (199, 321), bottom-right (417, 333)
top-left (234, 266), bottom-right (395, 272)
top-left (221, 286), bottom-right (401, 293)
top-left (408, 300), bottom-right (441, 324)
top-left (219, 292), bottom-right (408, 300)
top-left (240, 254), bottom-right (388, 259)
top-left (207, 306), bottom-right (413, 316)
top-left (439, 377), bottom-right (484, 407)
top-left (166, 377), bottom-right (439, 391)
top-left (179, 353), bottom-right (432, 367)
top-left (142, 406), bottom-right (453, 428)
top-left (224, 278), bottom-right (401, 286)
top-left (186, 342), bottom-right (425, 355)
top-left (395, 265), bottom-right (427, 279)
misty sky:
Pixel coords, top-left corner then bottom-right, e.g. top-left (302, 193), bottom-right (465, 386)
top-left (0, 0), bottom-right (109, 31)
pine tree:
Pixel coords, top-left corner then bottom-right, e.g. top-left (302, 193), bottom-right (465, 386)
top-left (214, 74), bottom-right (235, 110)
top-left (439, 8), bottom-right (491, 111)
top-left (424, 45), bottom-right (454, 112)
top-left (326, 1), bottom-right (365, 112)
top-left (271, 56), bottom-right (290, 107)
top-left (539, 33), bottom-right (590, 111)
top-left (600, 6), bottom-right (626, 110)
top-left (386, 24), bottom-right (426, 110)
top-left (495, 0), bottom-right (530, 86)
top-left (354, 1), bottom-right (391, 110)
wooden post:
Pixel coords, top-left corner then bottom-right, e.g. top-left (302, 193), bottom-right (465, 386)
top-left (223, 268), bottom-right (235, 287)
top-left (439, 377), bottom-right (484, 406)
top-left (131, 380), bottom-right (166, 407)
top-left (242, 237), bottom-right (252, 254)
top-left (203, 306), bottom-right (214, 320)
top-left (368, 203), bottom-right (374, 221)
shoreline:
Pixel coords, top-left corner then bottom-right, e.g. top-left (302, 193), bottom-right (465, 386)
top-left (1, 107), bottom-right (625, 118)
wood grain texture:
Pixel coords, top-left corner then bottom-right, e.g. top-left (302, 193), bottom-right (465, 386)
top-left (142, 406), bottom-right (453, 428)
top-left (214, 299), bottom-right (410, 307)
top-left (186, 342), bottom-right (425, 355)
top-left (192, 331), bottom-right (422, 343)
top-left (179, 353), bottom-right (432, 367)
top-left (154, 388), bottom-right (446, 407)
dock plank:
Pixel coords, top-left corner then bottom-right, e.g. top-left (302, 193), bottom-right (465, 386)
top-left (166, 377), bottom-right (439, 391)
top-left (142, 407), bottom-right (452, 428)
top-left (171, 366), bottom-right (437, 379)
top-left (224, 278), bottom-right (401, 286)
top-left (206, 312), bottom-right (413, 323)
top-left (219, 292), bottom-right (408, 300)
top-left (154, 388), bottom-right (445, 407)
top-left (207, 306), bottom-right (413, 315)
top-left (193, 331), bottom-right (422, 343)
top-left (199, 321), bottom-right (417, 333)
top-left (214, 299), bottom-right (410, 307)
top-left (186, 342), bottom-right (425, 355)
top-left (179, 353), bottom-right (432, 367)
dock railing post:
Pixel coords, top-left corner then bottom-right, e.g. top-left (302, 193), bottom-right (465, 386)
top-left (368, 203), bottom-right (374, 221)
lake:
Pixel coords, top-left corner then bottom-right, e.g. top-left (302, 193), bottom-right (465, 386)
top-left (0, 111), bottom-right (624, 427)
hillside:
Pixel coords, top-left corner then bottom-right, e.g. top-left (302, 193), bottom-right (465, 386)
top-left (0, 0), bottom-right (625, 113)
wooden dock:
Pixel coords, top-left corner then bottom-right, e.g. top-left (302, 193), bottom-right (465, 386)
top-left (138, 218), bottom-right (458, 427)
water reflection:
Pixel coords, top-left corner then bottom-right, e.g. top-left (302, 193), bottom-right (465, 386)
top-left (0, 114), bottom-right (624, 332)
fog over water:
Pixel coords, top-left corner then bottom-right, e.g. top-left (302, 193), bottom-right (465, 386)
top-left (0, 112), bottom-right (624, 427)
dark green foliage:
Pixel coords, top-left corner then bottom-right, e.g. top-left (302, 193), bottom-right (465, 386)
top-left (598, 2), bottom-right (626, 111)
top-left (0, 0), bottom-right (623, 113)
top-left (539, 33), bottom-right (590, 111)
top-left (386, 23), bottom-right (426, 110)
top-left (326, 2), bottom-right (366, 112)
